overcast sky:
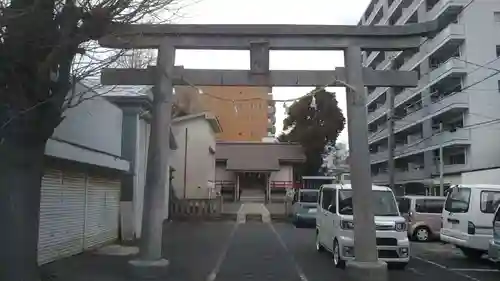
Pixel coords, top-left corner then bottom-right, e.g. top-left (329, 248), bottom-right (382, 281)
top-left (173, 0), bottom-right (371, 144)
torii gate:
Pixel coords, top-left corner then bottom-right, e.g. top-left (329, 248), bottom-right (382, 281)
top-left (99, 20), bottom-right (440, 281)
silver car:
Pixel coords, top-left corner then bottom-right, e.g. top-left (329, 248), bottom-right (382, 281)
top-left (397, 196), bottom-right (445, 242)
top-left (292, 189), bottom-right (319, 228)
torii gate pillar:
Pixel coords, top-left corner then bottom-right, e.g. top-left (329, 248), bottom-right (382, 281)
top-left (128, 41), bottom-right (174, 278)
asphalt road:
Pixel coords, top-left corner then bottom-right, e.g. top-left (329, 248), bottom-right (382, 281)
top-left (162, 221), bottom-right (500, 281)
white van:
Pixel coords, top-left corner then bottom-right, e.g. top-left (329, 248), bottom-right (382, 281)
top-left (315, 184), bottom-right (410, 269)
top-left (441, 184), bottom-right (500, 260)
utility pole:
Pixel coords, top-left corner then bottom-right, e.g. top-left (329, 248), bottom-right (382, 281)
top-left (128, 41), bottom-right (174, 278)
top-left (344, 46), bottom-right (388, 281)
top-left (439, 123), bottom-right (444, 196)
top-left (387, 87), bottom-right (396, 194)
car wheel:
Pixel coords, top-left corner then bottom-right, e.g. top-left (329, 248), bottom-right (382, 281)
top-left (315, 230), bottom-right (324, 252)
top-left (333, 239), bottom-right (346, 269)
top-left (460, 247), bottom-right (485, 260)
top-left (414, 226), bottom-right (431, 242)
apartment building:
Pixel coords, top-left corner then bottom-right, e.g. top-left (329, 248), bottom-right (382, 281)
top-left (361, 0), bottom-right (500, 194)
top-left (174, 86), bottom-right (276, 141)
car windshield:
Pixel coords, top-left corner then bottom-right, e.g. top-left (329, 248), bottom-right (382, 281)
top-left (338, 190), bottom-right (399, 216)
top-left (300, 191), bottom-right (319, 203)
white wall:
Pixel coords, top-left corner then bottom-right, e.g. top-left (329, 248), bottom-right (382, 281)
top-left (461, 169), bottom-right (500, 185)
top-left (53, 83), bottom-right (123, 157)
top-left (171, 117), bottom-right (217, 199)
top-left (461, 1), bottom-right (500, 171)
top-left (270, 165), bottom-right (294, 182)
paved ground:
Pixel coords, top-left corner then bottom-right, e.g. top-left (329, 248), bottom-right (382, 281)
top-left (277, 224), bottom-right (500, 281)
top-left (44, 221), bottom-right (500, 281)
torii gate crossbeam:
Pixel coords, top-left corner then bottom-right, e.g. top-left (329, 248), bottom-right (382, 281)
top-left (100, 20), bottom-right (442, 281)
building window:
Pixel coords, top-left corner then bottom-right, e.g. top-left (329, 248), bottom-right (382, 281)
top-left (498, 80), bottom-right (500, 93)
top-left (497, 46), bottom-right (500, 57)
top-left (448, 153), bottom-right (466, 165)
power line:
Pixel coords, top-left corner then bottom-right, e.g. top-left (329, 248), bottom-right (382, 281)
top-left (367, 56), bottom-right (500, 140)
top-left (370, 117), bottom-right (500, 166)
top-left (392, 56), bottom-right (500, 119)
top-left (371, 55), bottom-right (500, 122)
top-left (392, 117), bottom-right (500, 158)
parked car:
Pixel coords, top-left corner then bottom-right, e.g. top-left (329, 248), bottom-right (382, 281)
top-left (397, 196), bottom-right (445, 242)
top-left (315, 184), bottom-right (409, 269)
top-left (292, 189), bottom-right (319, 228)
top-left (441, 184), bottom-right (500, 260)
top-left (488, 204), bottom-right (500, 264)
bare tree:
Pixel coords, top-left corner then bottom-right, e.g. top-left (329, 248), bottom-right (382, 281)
top-left (113, 49), bottom-right (158, 68)
top-left (0, 0), bottom-right (188, 280)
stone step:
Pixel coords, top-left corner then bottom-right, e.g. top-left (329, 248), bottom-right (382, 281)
top-left (236, 203), bottom-right (271, 223)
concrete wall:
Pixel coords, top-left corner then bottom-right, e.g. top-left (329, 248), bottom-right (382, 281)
top-left (460, 1), bottom-right (500, 171)
top-left (270, 165), bottom-right (294, 182)
top-left (171, 117), bottom-right (217, 199)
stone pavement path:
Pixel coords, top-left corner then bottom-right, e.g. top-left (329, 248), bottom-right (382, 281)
top-left (42, 203), bottom-right (316, 281)
top-left (210, 222), bottom-right (305, 281)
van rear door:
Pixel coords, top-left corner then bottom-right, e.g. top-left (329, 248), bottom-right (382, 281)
top-left (442, 187), bottom-right (471, 240)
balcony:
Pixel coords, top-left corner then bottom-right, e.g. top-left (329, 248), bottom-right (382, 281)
top-left (386, 0), bottom-right (404, 22)
top-left (394, 57), bottom-right (467, 107)
top-left (366, 1), bottom-right (384, 25)
top-left (372, 168), bottom-right (427, 184)
top-left (394, 91), bottom-right (468, 133)
top-left (429, 57), bottom-right (467, 83)
top-left (427, 0), bottom-right (469, 22)
top-left (365, 51), bottom-right (384, 68)
top-left (369, 127), bottom-right (389, 143)
top-left (370, 150), bottom-right (388, 163)
top-left (431, 163), bottom-right (468, 175)
top-left (399, 24), bottom-right (465, 72)
top-left (428, 90), bottom-right (469, 114)
top-left (368, 103), bottom-right (388, 124)
top-left (367, 87), bottom-right (390, 105)
top-left (396, 0), bottom-right (421, 25)
top-left (395, 128), bottom-right (471, 159)
top-left (370, 0), bottom-right (441, 70)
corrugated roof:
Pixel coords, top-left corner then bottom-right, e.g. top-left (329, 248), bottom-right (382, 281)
top-left (216, 142), bottom-right (305, 171)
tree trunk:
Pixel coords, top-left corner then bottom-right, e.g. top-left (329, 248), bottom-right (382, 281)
top-left (0, 109), bottom-right (54, 281)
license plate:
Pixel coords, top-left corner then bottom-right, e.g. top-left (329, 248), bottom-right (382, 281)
top-left (308, 208), bottom-right (317, 213)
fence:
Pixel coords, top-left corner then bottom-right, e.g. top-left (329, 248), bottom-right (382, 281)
top-left (170, 197), bottom-right (223, 219)
top-left (216, 180), bottom-right (236, 202)
top-left (269, 181), bottom-right (302, 203)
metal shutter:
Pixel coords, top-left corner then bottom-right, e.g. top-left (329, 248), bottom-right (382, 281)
top-left (84, 175), bottom-right (121, 249)
top-left (38, 169), bottom-right (86, 264)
